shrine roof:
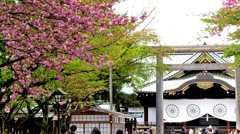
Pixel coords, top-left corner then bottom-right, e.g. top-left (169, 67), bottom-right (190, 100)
top-left (163, 53), bottom-right (196, 64)
top-left (138, 72), bottom-right (235, 92)
top-left (70, 106), bottom-right (133, 118)
top-left (164, 52), bottom-right (233, 64)
top-left (137, 52), bottom-right (235, 93)
top-left (164, 52), bottom-right (234, 79)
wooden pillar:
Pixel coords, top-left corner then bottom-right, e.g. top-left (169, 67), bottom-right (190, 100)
top-left (144, 106), bottom-right (148, 126)
top-left (129, 119), bottom-right (133, 134)
top-left (235, 68), bottom-right (240, 130)
top-left (156, 55), bottom-right (164, 134)
top-left (134, 118), bottom-right (137, 132)
top-left (110, 115), bottom-right (112, 134)
top-left (83, 123), bottom-right (85, 134)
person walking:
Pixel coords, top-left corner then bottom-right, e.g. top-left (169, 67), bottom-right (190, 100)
top-left (213, 127), bottom-right (218, 134)
top-left (61, 126), bottom-right (68, 134)
top-left (180, 128), bottom-right (187, 134)
top-left (208, 125), bottom-right (214, 134)
top-left (132, 128), bottom-right (137, 134)
top-left (116, 129), bottom-right (123, 134)
top-left (149, 126), bottom-right (153, 134)
top-left (125, 128), bottom-right (129, 134)
top-left (170, 128), bottom-right (176, 134)
top-left (189, 128), bottom-right (194, 134)
top-left (229, 130), bottom-right (234, 134)
top-left (234, 129), bottom-right (240, 134)
top-left (68, 125), bottom-right (77, 134)
top-left (142, 128), bottom-right (149, 134)
top-left (91, 127), bottom-right (101, 134)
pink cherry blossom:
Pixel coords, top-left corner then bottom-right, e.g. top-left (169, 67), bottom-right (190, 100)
top-left (45, 94), bottom-right (51, 98)
top-left (222, 0), bottom-right (239, 7)
top-left (107, 33), bottom-right (114, 37)
top-left (0, 0), bottom-right (140, 105)
top-left (55, 75), bottom-right (64, 80)
top-left (131, 16), bottom-right (137, 23)
top-left (140, 12), bottom-right (147, 20)
top-left (59, 101), bottom-right (66, 106)
top-left (14, 116), bottom-right (18, 121)
top-left (5, 106), bottom-right (10, 113)
top-left (1, 98), bottom-right (7, 103)
top-left (1, 88), bottom-right (5, 93)
top-left (99, 27), bottom-right (106, 34)
top-left (107, 61), bottom-right (113, 67)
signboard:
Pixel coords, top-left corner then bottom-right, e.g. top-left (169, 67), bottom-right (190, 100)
top-left (123, 112), bottom-right (143, 118)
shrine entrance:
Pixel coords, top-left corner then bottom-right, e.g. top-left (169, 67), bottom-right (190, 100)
top-left (165, 114), bottom-right (236, 134)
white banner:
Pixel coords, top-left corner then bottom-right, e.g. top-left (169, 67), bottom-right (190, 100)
top-left (162, 99), bottom-right (236, 122)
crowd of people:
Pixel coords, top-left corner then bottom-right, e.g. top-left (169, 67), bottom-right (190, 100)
top-left (169, 125), bottom-right (240, 134)
top-left (60, 125), bottom-right (130, 134)
top-left (229, 129), bottom-right (240, 134)
top-left (61, 125), bottom-right (77, 134)
top-left (61, 125), bottom-right (240, 134)
top-left (198, 125), bottom-right (218, 134)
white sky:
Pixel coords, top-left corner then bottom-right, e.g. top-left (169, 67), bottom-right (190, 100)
top-left (114, 0), bottom-right (230, 46)
top-left (115, 0), bottom-right (230, 93)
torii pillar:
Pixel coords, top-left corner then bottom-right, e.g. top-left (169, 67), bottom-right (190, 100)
top-left (156, 54), bottom-right (164, 134)
top-left (235, 65), bottom-right (240, 130)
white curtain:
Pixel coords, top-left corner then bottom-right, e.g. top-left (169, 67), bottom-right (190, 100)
top-left (162, 99), bottom-right (236, 122)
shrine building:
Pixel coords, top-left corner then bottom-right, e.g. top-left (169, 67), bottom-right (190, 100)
top-left (129, 51), bottom-right (237, 133)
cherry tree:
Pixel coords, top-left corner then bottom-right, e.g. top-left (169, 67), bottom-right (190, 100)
top-left (0, 0), bottom-right (143, 118)
top-left (202, 0), bottom-right (240, 65)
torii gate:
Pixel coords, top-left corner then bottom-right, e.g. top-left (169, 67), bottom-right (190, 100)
top-left (154, 45), bottom-right (240, 134)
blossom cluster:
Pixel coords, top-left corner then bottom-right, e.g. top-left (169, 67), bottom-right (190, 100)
top-left (222, 0), bottom-right (239, 7)
top-left (0, 0), bottom-right (140, 112)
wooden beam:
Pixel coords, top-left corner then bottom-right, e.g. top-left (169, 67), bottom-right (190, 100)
top-left (152, 45), bottom-right (230, 53)
top-left (167, 63), bottom-right (232, 70)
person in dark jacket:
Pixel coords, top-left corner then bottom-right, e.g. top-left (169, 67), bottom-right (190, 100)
top-left (170, 128), bottom-right (176, 134)
top-left (116, 129), bottom-right (123, 134)
top-left (180, 128), bottom-right (187, 134)
top-left (61, 126), bottom-right (68, 134)
top-left (213, 127), bottom-right (218, 134)
top-left (68, 125), bottom-right (77, 134)
top-left (91, 127), bottom-right (101, 134)
top-left (201, 128), bottom-right (206, 134)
